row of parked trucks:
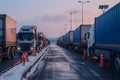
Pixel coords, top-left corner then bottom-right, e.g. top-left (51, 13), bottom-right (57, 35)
top-left (0, 14), bottom-right (49, 63)
top-left (57, 2), bottom-right (120, 71)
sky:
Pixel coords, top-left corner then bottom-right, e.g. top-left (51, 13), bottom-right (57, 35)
top-left (0, 0), bottom-right (119, 38)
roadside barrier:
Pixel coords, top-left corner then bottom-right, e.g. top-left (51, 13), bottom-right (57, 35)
top-left (21, 47), bottom-right (49, 80)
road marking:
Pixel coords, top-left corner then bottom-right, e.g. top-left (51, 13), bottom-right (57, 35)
top-left (89, 69), bottom-right (100, 77)
top-left (81, 62), bottom-right (85, 65)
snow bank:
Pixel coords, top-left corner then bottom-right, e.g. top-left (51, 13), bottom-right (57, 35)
top-left (0, 47), bottom-right (48, 80)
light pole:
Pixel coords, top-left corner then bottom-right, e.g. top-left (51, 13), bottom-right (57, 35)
top-left (69, 11), bottom-right (77, 31)
top-left (78, 1), bottom-right (90, 25)
top-left (64, 24), bottom-right (67, 34)
top-left (99, 5), bottom-right (109, 13)
top-left (70, 12), bottom-right (72, 31)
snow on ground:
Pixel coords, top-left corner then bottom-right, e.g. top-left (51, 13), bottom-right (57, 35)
top-left (0, 47), bottom-right (48, 80)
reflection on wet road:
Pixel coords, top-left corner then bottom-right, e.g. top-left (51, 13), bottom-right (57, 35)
top-left (28, 45), bottom-right (120, 80)
top-left (29, 45), bottom-right (84, 80)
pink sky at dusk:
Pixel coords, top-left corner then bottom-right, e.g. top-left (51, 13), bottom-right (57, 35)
top-left (0, 0), bottom-right (119, 38)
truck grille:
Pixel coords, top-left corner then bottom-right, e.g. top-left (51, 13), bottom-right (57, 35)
top-left (20, 43), bottom-right (31, 51)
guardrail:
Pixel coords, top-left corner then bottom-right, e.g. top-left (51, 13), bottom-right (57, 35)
top-left (21, 47), bottom-right (49, 80)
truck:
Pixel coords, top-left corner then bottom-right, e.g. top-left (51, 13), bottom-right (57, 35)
top-left (17, 25), bottom-right (38, 55)
top-left (0, 14), bottom-right (16, 63)
top-left (37, 32), bottom-right (44, 51)
top-left (57, 36), bottom-right (63, 46)
top-left (86, 2), bottom-right (120, 70)
top-left (62, 31), bottom-right (73, 49)
top-left (73, 24), bottom-right (91, 52)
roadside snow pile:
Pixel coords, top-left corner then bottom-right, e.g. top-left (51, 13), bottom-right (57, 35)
top-left (0, 47), bottom-right (48, 80)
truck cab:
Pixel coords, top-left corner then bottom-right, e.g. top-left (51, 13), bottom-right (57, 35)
top-left (17, 25), bottom-right (38, 55)
top-left (86, 25), bottom-right (95, 57)
top-left (37, 32), bottom-right (44, 51)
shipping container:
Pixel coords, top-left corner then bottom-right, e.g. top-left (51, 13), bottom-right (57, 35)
top-left (62, 31), bottom-right (73, 49)
top-left (0, 14), bottom-right (16, 63)
top-left (73, 25), bottom-right (91, 52)
top-left (87, 2), bottom-right (120, 71)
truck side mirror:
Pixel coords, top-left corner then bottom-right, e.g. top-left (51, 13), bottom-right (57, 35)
top-left (84, 32), bottom-right (90, 40)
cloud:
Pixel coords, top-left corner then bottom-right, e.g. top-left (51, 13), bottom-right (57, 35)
top-left (39, 14), bottom-right (67, 22)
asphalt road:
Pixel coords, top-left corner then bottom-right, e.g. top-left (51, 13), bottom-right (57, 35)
top-left (62, 47), bottom-right (120, 80)
top-left (1, 45), bottom-right (120, 80)
top-left (0, 55), bottom-right (21, 75)
top-left (28, 45), bottom-right (120, 80)
top-left (29, 45), bottom-right (82, 80)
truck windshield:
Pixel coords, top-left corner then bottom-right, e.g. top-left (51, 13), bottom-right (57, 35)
top-left (38, 37), bottom-right (41, 41)
top-left (17, 33), bottom-right (34, 40)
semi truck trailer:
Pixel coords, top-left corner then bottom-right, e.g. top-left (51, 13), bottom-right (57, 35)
top-left (0, 14), bottom-right (16, 63)
top-left (73, 24), bottom-right (91, 52)
top-left (87, 2), bottom-right (120, 70)
top-left (57, 36), bottom-right (63, 46)
top-left (62, 31), bottom-right (73, 49)
top-left (38, 32), bottom-right (43, 48)
top-left (17, 25), bottom-right (38, 55)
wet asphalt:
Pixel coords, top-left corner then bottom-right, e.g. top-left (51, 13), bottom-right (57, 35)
top-left (28, 44), bottom-right (120, 80)
top-left (0, 56), bottom-right (21, 75)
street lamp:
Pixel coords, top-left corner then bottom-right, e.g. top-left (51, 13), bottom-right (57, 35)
top-left (64, 24), bottom-right (67, 34)
top-left (69, 11), bottom-right (77, 31)
top-left (78, 1), bottom-right (90, 25)
top-left (99, 5), bottom-right (109, 13)
top-left (70, 12), bottom-right (72, 31)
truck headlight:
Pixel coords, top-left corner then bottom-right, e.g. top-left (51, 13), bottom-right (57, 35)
top-left (31, 47), bottom-right (34, 50)
top-left (17, 47), bottom-right (20, 50)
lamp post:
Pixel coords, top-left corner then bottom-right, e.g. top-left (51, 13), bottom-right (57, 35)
top-left (69, 11), bottom-right (77, 31)
top-left (64, 24), bottom-right (67, 34)
top-left (70, 12), bottom-right (72, 31)
top-left (78, 1), bottom-right (90, 25)
top-left (99, 5), bottom-right (109, 13)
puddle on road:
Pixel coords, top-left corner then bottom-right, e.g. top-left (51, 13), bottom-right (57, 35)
top-left (54, 62), bottom-right (73, 71)
top-left (28, 46), bottom-right (85, 80)
top-left (35, 47), bottom-right (81, 80)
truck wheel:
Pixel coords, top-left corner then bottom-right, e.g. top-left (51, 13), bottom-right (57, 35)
top-left (87, 48), bottom-right (90, 57)
top-left (11, 47), bottom-right (16, 59)
top-left (74, 46), bottom-right (78, 52)
top-left (36, 47), bottom-right (39, 53)
top-left (115, 57), bottom-right (120, 71)
top-left (7, 47), bottom-right (11, 59)
top-left (0, 47), bottom-right (2, 63)
top-left (0, 53), bottom-right (2, 63)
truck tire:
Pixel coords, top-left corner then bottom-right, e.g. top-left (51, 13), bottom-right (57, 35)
top-left (37, 47), bottom-right (40, 53)
top-left (7, 47), bottom-right (11, 59)
top-left (11, 47), bottom-right (16, 59)
top-left (0, 47), bottom-right (2, 63)
top-left (115, 57), bottom-right (120, 71)
top-left (0, 53), bottom-right (2, 63)
top-left (74, 46), bottom-right (78, 52)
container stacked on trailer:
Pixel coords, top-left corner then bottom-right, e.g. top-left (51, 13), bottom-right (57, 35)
top-left (73, 25), bottom-right (91, 52)
top-left (0, 14), bottom-right (16, 63)
top-left (57, 24), bottom-right (91, 52)
top-left (57, 36), bottom-right (63, 47)
top-left (62, 31), bottom-right (73, 50)
top-left (86, 2), bottom-right (120, 71)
